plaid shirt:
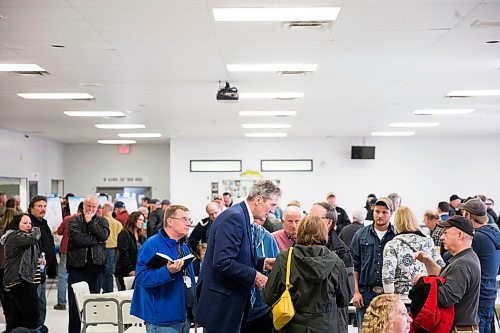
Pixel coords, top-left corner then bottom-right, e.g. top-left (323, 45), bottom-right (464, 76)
top-left (431, 226), bottom-right (444, 247)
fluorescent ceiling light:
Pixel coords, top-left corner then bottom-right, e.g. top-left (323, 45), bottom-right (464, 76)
top-left (239, 92), bottom-right (304, 99)
top-left (0, 64), bottom-right (46, 72)
top-left (212, 7), bottom-right (341, 22)
top-left (17, 93), bottom-right (94, 100)
top-left (388, 122), bottom-right (439, 128)
top-left (371, 131), bottom-right (415, 137)
top-left (95, 124), bottom-right (145, 129)
top-left (446, 90), bottom-right (500, 97)
top-left (413, 109), bottom-right (474, 115)
top-left (227, 64), bottom-right (317, 72)
top-left (242, 123), bottom-right (291, 129)
top-left (64, 111), bottom-right (125, 117)
top-left (118, 133), bottom-right (162, 138)
top-left (245, 132), bottom-right (288, 138)
top-left (97, 140), bottom-right (136, 145)
top-left (239, 111), bottom-right (297, 117)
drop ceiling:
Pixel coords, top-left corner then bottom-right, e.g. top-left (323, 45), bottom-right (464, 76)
top-left (0, 0), bottom-right (499, 144)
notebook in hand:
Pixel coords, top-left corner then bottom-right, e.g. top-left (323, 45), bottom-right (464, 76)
top-left (146, 252), bottom-right (196, 270)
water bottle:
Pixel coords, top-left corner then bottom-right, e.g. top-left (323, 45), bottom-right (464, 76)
top-left (39, 252), bottom-right (46, 273)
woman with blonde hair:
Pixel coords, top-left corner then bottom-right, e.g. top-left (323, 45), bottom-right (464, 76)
top-left (382, 206), bottom-right (444, 297)
top-left (362, 294), bottom-right (412, 333)
top-left (263, 216), bottom-right (351, 333)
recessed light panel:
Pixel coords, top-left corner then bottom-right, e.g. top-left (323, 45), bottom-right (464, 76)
top-left (95, 124), bottom-right (145, 129)
top-left (242, 124), bottom-right (291, 129)
top-left (388, 122), bottom-right (439, 128)
top-left (239, 111), bottom-right (297, 117)
top-left (212, 7), bottom-right (341, 22)
top-left (413, 109), bottom-right (474, 115)
top-left (227, 64), bottom-right (317, 72)
top-left (239, 92), bottom-right (304, 99)
top-left (64, 111), bottom-right (125, 117)
top-left (118, 133), bottom-right (162, 138)
top-left (0, 64), bottom-right (46, 72)
top-left (245, 132), bottom-right (288, 137)
top-left (97, 140), bottom-right (136, 144)
top-left (446, 90), bottom-right (500, 97)
top-left (17, 93), bottom-right (94, 100)
top-left (371, 132), bottom-right (416, 137)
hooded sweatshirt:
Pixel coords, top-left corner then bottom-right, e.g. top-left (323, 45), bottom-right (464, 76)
top-left (472, 224), bottom-right (500, 308)
top-left (263, 244), bottom-right (351, 333)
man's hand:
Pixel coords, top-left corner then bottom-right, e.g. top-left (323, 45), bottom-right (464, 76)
top-left (413, 251), bottom-right (431, 263)
top-left (352, 290), bottom-right (364, 309)
top-left (255, 271), bottom-right (268, 289)
top-left (84, 212), bottom-right (93, 223)
top-left (167, 259), bottom-right (184, 274)
top-left (264, 258), bottom-right (275, 271)
top-left (129, 270), bottom-right (135, 276)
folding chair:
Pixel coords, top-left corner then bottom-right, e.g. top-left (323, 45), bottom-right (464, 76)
top-left (123, 276), bottom-right (135, 290)
top-left (120, 300), bottom-right (145, 333)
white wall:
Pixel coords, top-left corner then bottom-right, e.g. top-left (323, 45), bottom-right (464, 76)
top-left (0, 128), bottom-right (65, 209)
top-left (64, 143), bottom-right (170, 200)
top-left (170, 137), bottom-right (500, 222)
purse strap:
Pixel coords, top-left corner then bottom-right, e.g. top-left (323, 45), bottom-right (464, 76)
top-left (285, 246), bottom-right (293, 290)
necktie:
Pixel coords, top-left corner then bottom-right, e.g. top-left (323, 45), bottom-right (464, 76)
top-left (250, 223), bottom-right (256, 307)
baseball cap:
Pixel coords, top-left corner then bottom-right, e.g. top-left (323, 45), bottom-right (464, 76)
top-left (326, 192), bottom-right (335, 199)
top-left (458, 198), bottom-right (486, 216)
top-left (374, 197), bottom-right (394, 211)
top-left (437, 215), bottom-right (475, 237)
top-left (115, 201), bottom-right (125, 208)
top-left (449, 194), bottom-right (461, 202)
top-left (485, 198), bottom-right (494, 206)
top-left (150, 199), bottom-right (160, 205)
top-left (161, 199), bottom-right (171, 206)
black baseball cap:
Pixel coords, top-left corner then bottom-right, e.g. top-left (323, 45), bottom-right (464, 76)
top-left (437, 215), bottom-right (474, 237)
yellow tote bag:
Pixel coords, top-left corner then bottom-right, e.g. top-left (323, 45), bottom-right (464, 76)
top-left (272, 247), bottom-right (295, 330)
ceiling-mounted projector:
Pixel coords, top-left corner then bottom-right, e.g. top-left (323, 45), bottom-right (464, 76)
top-left (217, 81), bottom-right (239, 101)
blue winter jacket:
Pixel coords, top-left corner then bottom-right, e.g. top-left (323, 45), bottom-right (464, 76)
top-left (472, 224), bottom-right (500, 308)
top-left (248, 224), bottom-right (280, 321)
top-left (131, 229), bottom-right (196, 325)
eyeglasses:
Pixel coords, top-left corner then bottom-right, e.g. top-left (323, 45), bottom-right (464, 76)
top-left (170, 216), bottom-right (193, 225)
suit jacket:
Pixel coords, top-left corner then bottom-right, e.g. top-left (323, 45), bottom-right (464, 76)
top-left (195, 201), bottom-right (264, 332)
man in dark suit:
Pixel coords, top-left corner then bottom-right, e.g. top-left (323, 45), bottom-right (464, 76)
top-left (195, 180), bottom-right (281, 333)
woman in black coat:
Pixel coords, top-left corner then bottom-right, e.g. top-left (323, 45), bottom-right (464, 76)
top-left (263, 216), bottom-right (351, 333)
top-left (115, 211), bottom-right (146, 290)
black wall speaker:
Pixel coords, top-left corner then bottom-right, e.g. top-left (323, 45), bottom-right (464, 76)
top-left (351, 146), bottom-right (375, 159)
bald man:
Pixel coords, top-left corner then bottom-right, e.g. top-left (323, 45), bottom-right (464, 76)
top-left (188, 202), bottom-right (222, 255)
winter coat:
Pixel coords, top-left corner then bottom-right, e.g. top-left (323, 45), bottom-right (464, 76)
top-left (67, 214), bottom-right (110, 269)
top-left (263, 244), bottom-right (351, 333)
top-left (1, 227), bottom-right (41, 285)
top-left (115, 229), bottom-right (145, 278)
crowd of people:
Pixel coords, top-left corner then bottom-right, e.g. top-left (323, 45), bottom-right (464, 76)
top-left (0, 185), bottom-right (498, 333)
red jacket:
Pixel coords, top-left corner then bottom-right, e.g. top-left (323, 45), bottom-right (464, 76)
top-left (116, 210), bottom-right (129, 226)
top-left (57, 214), bottom-right (77, 254)
top-left (409, 276), bottom-right (454, 333)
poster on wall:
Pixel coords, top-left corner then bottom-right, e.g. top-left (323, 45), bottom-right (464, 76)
top-left (115, 195), bottom-right (138, 212)
top-left (45, 196), bottom-right (63, 231)
top-left (68, 196), bottom-right (84, 216)
top-left (221, 179), bottom-right (280, 199)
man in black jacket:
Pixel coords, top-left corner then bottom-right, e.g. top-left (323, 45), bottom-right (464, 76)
top-left (67, 195), bottom-right (110, 333)
top-left (188, 202), bottom-right (222, 255)
top-left (146, 199), bottom-right (164, 238)
top-left (29, 195), bottom-right (56, 333)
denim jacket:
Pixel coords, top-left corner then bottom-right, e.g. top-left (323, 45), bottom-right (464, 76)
top-left (350, 224), bottom-right (396, 290)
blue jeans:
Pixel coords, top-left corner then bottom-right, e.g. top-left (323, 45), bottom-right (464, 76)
top-left (36, 282), bottom-right (47, 327)
top-left (146, 319), bottom-right (190, 333)
top-left (103, 248), bottom-right (116, 293)
top-left (355, 289), bottom-right (379, 332)
top-left (478, 306), bottom-right (494, 333)
top-left (57, 253), bottom-right (68, 305)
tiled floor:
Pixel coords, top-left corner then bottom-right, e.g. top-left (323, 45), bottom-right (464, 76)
top-left (0, 278), bottom-right (498, 333)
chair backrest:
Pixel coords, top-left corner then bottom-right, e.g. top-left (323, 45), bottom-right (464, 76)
top-left (120, 300), bottom-right (144, 326)
top-left (72, 281), bottom-right (90, 313)
top-left (123, 276), bottom-right (135, 290)
top-left (83, 298), bottom-right (120, 325)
